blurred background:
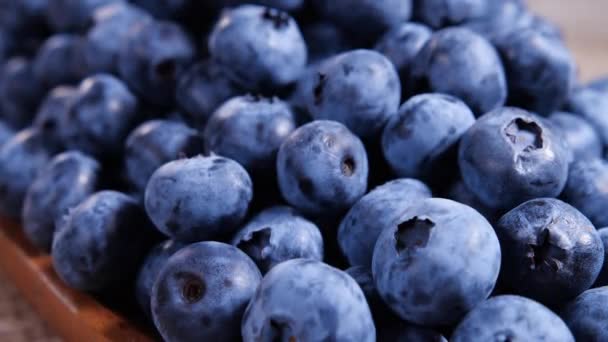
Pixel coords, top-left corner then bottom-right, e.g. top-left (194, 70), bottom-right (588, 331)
top-left (529, 0), bottom-right (608, 81)
top-left (0, 1), bottom-right (606, 341)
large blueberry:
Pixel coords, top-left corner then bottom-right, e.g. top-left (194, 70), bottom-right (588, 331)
top-left (0, 57), bottom-right (44, 128)
top-left (22, 151), bottom-right (101, 252)
top-left (548, 111), bottom-right (602, 161)
top-left (451, 295), bottom-right (574, 342)
top-left (232, 206), bottom-right (323, 273)
top-left (338, 178), bottom-right (431, 267)
top-left (307, 49), bottom-right (401, 139)
top-left (458, 107), bottom-right (570, 209)
top-left (562, 158), bottom-right (608, 228)
top-left (312, 0), bottom-right (412, 40)
top-left (412, 27), bottom-right (507, 115)
top-left (52, 191), bottom-right (155, 291)
top-left (152, 241), bottom-right (261, 342)
top-left (135, 239), bottom-right (185, 318)
top-left (372, 198), bottom-right (501, 326)
top-left (561, 287), bottom-right (608, 341)
top-left (496, 198), bottom-right (604, 307)
top-left (242, 259), bottom-right (375, 342)
top-left (594, 228), bottom-right (608, 287)
top-left (47, 0), bottom-right (122, 31)
top-left (62, 74), bottom-right (139, 157)
top-left (85, 2), bottom-right (151, 74)
top-left (496, 28), bottom-right (575, 115)
top-left (374, 23), bottom-right (432, 96)
top-left (566, 84), bottom-right (608, 147)
top-left (276, 120), bottom-right (368, 216)
top-left (205, 95), bottom-right (296, 174)
top-left (382, 93), bottom-right (475, 179)
top-left (414, 0), bottom-right (491, 29)
top-left (32, 86), bottom-right (77, 146)
top-left (145, 156), bottom-right (253, 242)
top-left (175, 61), bottom-right (242, 129)
top-left (33, 34), bottom-right (88, 89)
top-left (125, 120), bottom-right (204, 194)
top-left (0, 128), bottom-right (61, 217)
top-left (208, 5), bottom-right (307, 92)
top-left (118, 19), bottom-right (195, 106)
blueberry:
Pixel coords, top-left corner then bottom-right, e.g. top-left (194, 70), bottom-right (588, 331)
top-left (62, 74), bottom-right (139, 157)
top-left (307, 49), bottom-right (401, 139)
top-left (208, 5), bottom-right (307, 92)
top-left (175, 61), bottom-right (242, 129)
top-left (312, 0), bottom-right (412, 40)
top-left (32, 85), bottom-right (77, 146)
top-left (204, 95), bottom-right (296, 174)
top-left (52, 190), bottom-right (154, 291)
top-left (118, 19), bottom-right (195, 106)
top-left (33, 34), bottom-right (88, 88)
top-left (0, 57), bottom-right (44, 128)
top-left (412, 27), bottom-right (507, 115)
top-left (135, 239), bottom-right (185, 318)
top-left (232, 206), bottom-right (323, 273)
top-left (372, 198), bottom-right (501, 326)
top-left (47, 0), bottom-right (122, 32)
top-left (152, 241), bottom-right (261, 342)
top-left (302, 21), bottom-right (352, 62)
top-left (374, 23), bottom-right (432, 96)
top-left (594, 228), bottom-right (608, 287)
top-left (414, 0), bottom-right (491, 29)
top-left (125, 119), bottom-right (204, 194)
top-left (496, 28), bottom-right (575, 115)
top-left (145, 156), bottom-right (253, 242)
top-left (276, 120), bottom-right (368, 216)
top-left (565, 84), bottom-right (608, 147)
top-left (451, 295), bottom-right (574, 342)
top-left (496, 198), bottom-right (604, 307)
top-left (0, 128), bottom-right (61, 217)
top-left (22, 151), bottom-right (101, 252)
top-left (463, 0), bottom-right (530, 43)
top-left (338, 178), bottom-right (431, 267)
top-left (562, 158), bottom-right (608, 228)
top-left (84, 2), bottom-right (151, 74)
top-left (382, 93), bottom-right (475, 179)
top-left (242, 259), bottom-right (375, 342)
top-left (0, 121), bottom-right (14, 147)
top-left (548, 111), bottom-right (602, 161)
top-left (458, 107), bottom-right (570, 209)
top-left (561, 287), bottom-right (608, 341)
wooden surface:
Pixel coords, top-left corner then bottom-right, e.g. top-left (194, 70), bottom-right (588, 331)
top-left (0, 2), bottom-right (605, 341)
top-left (0, 218), bottom-right (154, 342)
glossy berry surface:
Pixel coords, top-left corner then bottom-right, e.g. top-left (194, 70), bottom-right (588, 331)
top-left (145, 156), bottom-right (253, 242)
top-left (372, 198), bottom-right (501, 326)
top-left (151, 241), bottom-right (262, 342)
top-left (276, 120), bottom-right (368, 216)
top-left (232, 206), bottom-right (323, 273)
top-left (242, 259), bottom-right (375, 342)
top-left (204, 95), bottom-right (296, 174)
top-left (52, 190), bottom-right (154, 292)
top-left (22, 151), bottom-right (100, 252)
top-left (452, 295), bottom-right (575, 342)
top-left (459, 107), bottom-right (570, 209)
top-left (495, 198), bottom-right (604, 307)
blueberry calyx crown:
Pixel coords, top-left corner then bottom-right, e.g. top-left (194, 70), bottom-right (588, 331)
top-left (527, 228), bottom-right (566, 272)
top-left (262, 8), bottom-right (290, 29)
top-left (395, 216), bottom-right (435, 253)
top-left (504, 117), bottom-right (544, 152)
